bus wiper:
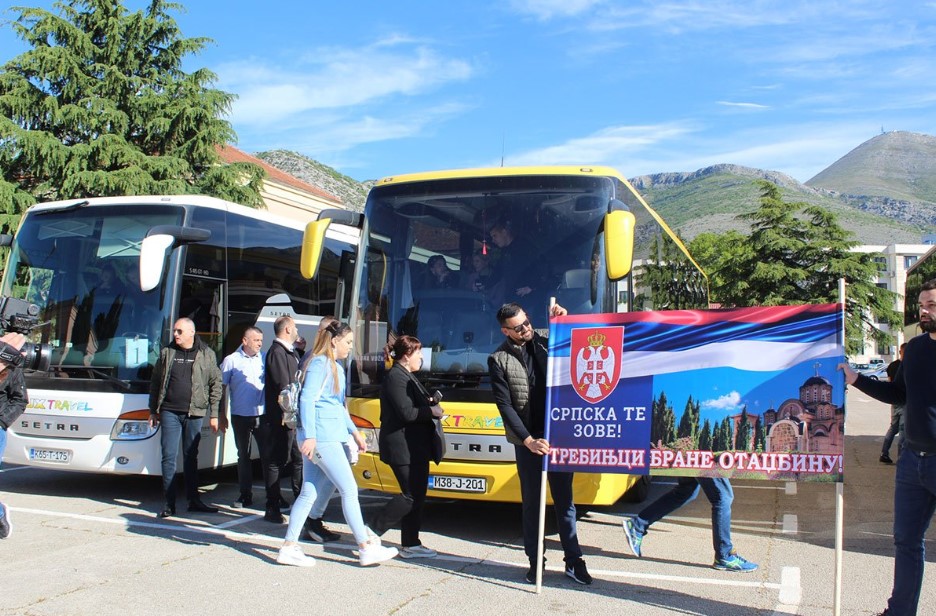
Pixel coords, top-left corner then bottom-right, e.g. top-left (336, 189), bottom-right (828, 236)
top-left (87, 368), bottom-right (132, 391)
top-left (36, 200), bottom-right (90, 216)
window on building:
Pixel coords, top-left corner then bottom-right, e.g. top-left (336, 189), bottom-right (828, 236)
top-left (905, 255), bottom-right (919, 269)
top-left (873, 256), bottom-right (887, 272)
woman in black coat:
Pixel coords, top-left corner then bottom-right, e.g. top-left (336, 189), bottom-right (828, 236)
top-left (368, 335), bottom-right (438, 558)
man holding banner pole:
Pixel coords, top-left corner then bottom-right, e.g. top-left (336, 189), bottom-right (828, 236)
top-left (840, 278), bottom-right (936, 616)
top-left (488, 302), bottom-right (593, 586)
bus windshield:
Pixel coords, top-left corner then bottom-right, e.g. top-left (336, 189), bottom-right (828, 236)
top-left (353, 174), bottom-right (618, 399)
top-left (2, 204), bottom-right (183, 383)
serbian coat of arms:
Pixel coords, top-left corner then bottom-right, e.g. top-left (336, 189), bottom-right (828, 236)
top-left (570, 326), bottom-right (624, 404)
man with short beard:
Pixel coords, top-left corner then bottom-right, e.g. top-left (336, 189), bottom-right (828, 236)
top-left (840, 278), bottom-right (936, 616)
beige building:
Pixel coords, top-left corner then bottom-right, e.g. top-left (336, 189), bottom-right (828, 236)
top-left (217, 145), bottom-right (345, 223)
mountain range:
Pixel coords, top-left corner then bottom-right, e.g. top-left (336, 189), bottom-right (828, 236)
top-left (257, 130), bottom-right (936, 246)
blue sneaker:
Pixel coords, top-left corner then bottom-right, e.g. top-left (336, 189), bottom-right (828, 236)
top-left (713, 552), bottom-right (758, 572)
top-left (623, 518), bottom-right (643, 558)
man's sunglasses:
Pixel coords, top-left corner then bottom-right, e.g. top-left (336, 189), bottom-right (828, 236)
top-left (508, 319), bottom-right (531, 334)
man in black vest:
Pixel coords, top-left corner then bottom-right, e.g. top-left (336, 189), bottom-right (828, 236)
top-left (488, 301), bottom-right (592, 586)
top-left (260, 315), bottom-right (302, 523)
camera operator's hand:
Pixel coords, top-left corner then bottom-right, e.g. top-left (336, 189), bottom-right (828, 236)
top-left (148, 412), bottom-right (160, 428)
top-left (0, 332), bottom-right (26, 352)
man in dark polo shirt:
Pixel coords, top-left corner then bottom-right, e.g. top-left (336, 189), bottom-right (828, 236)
top-left (841, 278), bottom-right (936, 616)
top-left (149, 317), bottom-right (222, 518)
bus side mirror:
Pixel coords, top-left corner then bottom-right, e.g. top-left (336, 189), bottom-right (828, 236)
top-left (300, 219), bottom-right (332, 280)
top-left (139, 226), bottom-right (210, 292)
top-left (604, 210), bottom-right (636, 280)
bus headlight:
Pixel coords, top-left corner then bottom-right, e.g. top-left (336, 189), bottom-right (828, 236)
top-left (110, 409), bottom-right (158, 441)
top-left (352, 414), bottom-right (378, 454)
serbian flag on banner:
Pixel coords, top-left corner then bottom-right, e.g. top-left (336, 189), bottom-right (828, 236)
top-left (545, 304), bottom-right (846, 482)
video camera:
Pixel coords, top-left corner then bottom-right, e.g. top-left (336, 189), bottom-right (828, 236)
top-left (0, 296), bottom-right (51, 371)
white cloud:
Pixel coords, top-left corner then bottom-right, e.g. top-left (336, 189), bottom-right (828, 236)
top-left (702, 390), bottom-right (742, 411)
top-left (509, 0), bottom-right (606, 20)
top-left (218, 38), bottom-right (475, 127)
top-left (506, 123), bottom-right (695, 167)
top-left (717, 101), bottom-right (770, 110)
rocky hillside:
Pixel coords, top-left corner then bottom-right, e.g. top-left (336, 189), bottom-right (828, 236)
top-left (254, 150), bottom-right (371, 211)
top-left (255, 131), bottom-right (936, 245)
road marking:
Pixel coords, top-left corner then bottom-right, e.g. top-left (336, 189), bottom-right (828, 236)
top-left (771, 566), bottom-right (802, 614)
top-left (782, 514), bottom-right (798, 534)
top-left (785, 482), bottom-right (797, 495)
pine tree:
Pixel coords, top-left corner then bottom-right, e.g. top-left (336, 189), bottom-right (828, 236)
top-left (636, 232), bottom-right (709, 310)
top-left (689, 181), bottom-right (901, 355)
top-left (699, 418), bottom-right (712, 451)
top-left (737, 406), bottom-right (750, 451)
top-left (753, 415), bottom-right (766, 452)
top-left (0, 0), bottom-right (264, 231)
top-left (722, 417), bottom-right (734, 450)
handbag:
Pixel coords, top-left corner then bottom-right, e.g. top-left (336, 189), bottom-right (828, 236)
top-left (431, 417), bottom-right (446, 465)
top-left (279, 358), bottom-right (327, 429)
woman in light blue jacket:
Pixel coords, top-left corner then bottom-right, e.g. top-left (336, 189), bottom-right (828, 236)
top-left (277, 322), bottom-right (397, 567)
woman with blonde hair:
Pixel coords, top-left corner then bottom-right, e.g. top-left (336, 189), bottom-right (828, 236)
top-left (277, 321), bottom-right (397, 567)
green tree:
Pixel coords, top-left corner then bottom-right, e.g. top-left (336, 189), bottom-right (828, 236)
top-left (651, 390), bottom-right (677, 447)
top-left (0, 0), bottom-right (264, 231)
top-left (689, 181), bottom-right (900, 355)
top-left (637, 232), bottom-right (709, 310)
top-left (698, 418), bottom-right (712, 451)
top-left (736, 406), bottom-right (750, 451)
top-left (676, 395), bottom-right (701, 446)
top-left (753, 414), bottom-right (766, 452)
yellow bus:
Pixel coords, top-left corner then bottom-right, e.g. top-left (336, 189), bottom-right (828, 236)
top-left (300, 166), bottom-right (705, 505)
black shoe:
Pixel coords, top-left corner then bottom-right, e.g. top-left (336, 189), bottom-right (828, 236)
top-left (565, 558), bottom-right (593, 585)
top-left (188, 500), bottom-right (219, 513)
top-left (264, 508), bottom-right (285, 524)
top-left (158, 505), bottom-right (176, 518)
top-left (880, 454), bottom-right (894, 464)
top-left (303, 517), bottom-right (341, 543)
top-left (525, 557), bottom-right (546, 584)
top-left (232, 495), bottom-right (252, 509)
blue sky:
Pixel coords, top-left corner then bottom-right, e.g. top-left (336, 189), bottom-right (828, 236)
top-left (3, 1), bottom-right (936, 182)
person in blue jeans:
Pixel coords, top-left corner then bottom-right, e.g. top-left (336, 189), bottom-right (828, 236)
top-left (276, 321), bottom-right (397, 567)
top-left (0, 332), bottom-right (28, 540)
top-left (623, 476), bottom-right (758, 572)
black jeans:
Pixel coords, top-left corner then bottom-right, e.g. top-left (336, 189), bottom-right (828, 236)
top-left (258, 415), bottom-right (302, 509)
top-left (389, 461), bottom-right (430, 547)
top-left (514, 444), bottom-right (582, 565)
top-left (230, 414), bottom-right (261, 499)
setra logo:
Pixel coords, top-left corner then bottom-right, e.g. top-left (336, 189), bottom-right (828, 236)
top-left (570, 327), bottom-right (624, 404)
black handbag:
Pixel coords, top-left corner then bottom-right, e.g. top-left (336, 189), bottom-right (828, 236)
top-left (405, 370), bottom-right (446, 464)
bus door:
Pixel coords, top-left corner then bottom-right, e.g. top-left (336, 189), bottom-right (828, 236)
top-left (176, 274), bottom-right (236, 469)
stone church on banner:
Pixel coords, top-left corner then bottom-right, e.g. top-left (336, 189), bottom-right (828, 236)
top-left (729, 365), bottom-right (845, 455)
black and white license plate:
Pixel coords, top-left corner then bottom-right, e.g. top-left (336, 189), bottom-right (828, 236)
top-left (428, 475), bottom-right (486, 493)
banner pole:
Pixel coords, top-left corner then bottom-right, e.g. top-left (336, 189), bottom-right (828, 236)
top-left (833, 278), bottom-right (846, 616)
top-left (535, 297), bottom-right (558, 593)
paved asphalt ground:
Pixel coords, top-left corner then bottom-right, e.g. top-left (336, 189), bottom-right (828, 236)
top-left (1, 392), bottom-right (933, 615)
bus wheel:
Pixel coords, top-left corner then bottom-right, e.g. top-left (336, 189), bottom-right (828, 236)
top-left (622, 475), bottom-right (651, 503)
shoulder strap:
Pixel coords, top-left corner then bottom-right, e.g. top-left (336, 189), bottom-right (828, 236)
top-left (403, 366), bottom-right (432, 400)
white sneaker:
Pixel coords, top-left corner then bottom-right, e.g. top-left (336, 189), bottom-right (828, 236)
top-left (359, 542), bottom-right (398, 566)
top-left (400, 545), bottom-right (437, 559)
top-left (276, 544), bottom-right (315, 567)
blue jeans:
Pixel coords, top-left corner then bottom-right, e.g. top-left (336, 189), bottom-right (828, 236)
top-left (159, 411), bottom-right (204, 507)
top-left (634, 476), bottom-right (734, 561)
top-left (0, 425), bottom-right (7, 468)
top-left (285, 440), bottom-right (367, 544)
top-left (515, 444), bottom-right (583, 564)
top-left (888, 448), bottom-right (936, 615)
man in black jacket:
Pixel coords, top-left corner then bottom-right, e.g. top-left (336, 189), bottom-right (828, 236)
top-left (260, 315), bottom-right (302, 523)
top-left (841, 278), bottom-right (936, 616)
top-left (0, 332), bottom-right (27, 539)
top-left (488, 302), bottom-right (592, 586)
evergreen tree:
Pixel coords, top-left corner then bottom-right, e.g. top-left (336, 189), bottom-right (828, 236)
top-left (753, 415), bottom-right (766, 452)
top-left (712, 420), bottom-right (724, 451)
top-left (699, 418), bottom-right (712, 451)
top-left (0, 0), bottom-right (264, 231)
top-left (689, 181), bottom-right (900, 355)
top-left (636, 232), bottom-right (709, 310)
top-left (737, 406), bottom-right (750, 451)
top-left (722, 417), bottom-right (734, 450)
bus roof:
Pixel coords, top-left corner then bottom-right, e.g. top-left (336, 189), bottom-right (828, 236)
top-left (375, 165), bottom-right (629, 186)
top-left (23, 195), bottom-right (359, 244)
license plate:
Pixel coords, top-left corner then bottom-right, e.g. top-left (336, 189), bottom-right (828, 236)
top-left (428, 475), bottom-right (486, 493)
top-left (28, 448), bottom-right (72, 463)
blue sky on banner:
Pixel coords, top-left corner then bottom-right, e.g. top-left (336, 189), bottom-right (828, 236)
top-left (2, 1), bottom-right (935, 182)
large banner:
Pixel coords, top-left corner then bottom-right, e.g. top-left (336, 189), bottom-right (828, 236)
top-left (544, 304), bottom-right (845, 482)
